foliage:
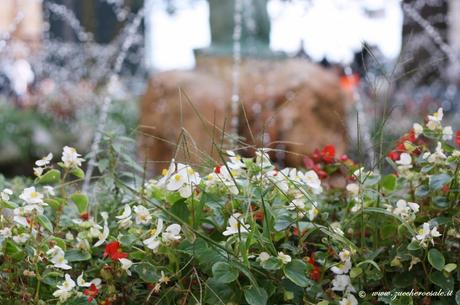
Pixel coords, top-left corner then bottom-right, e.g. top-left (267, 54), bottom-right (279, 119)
top-left (1, 108), bottom-right (460, 305)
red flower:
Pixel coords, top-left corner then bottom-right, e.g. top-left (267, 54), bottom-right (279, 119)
top-left (83, 283), bottom-right (99, 302)
top-left (102, 300), bottom-right (111, 305)
top-left (456, 130), bottom-right (460, 147)
top-left (307, 254), bottom-right (315, 266)
top-left (339, 154), bottom-right (349, 162)
top-left (214, 165), bottom-right (221, 174)
top-left (310, 265), bottom-right (321, 281)
top-left (321, 145), bottom-right (336, 163)
top-left (103, 241), bottom-right (128, 261)
top-left (388, 150), bottom-right (400, 161)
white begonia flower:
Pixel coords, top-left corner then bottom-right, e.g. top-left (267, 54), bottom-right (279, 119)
top-left (75, 238), bottom-right (91, 251)
top-left (47, 246), bottom-right (72, 270)
top-left (426, 107), bottom-right (443, 130)
top-left (166, 164), bottom-right (201, 198)
top-left (226, 150), bottom-right (245, 171)
top-left (346, 183), bottom-right (360, 197)
top-left (223, 213), bottom-right (250, 236)
top-left (443, 126), bottom-right (453, 140)
top-left (308, 206), bottom-right (319, 221)
top-left (19, 187), bottom-right (44, 205)
top-left (413, 123), bottom-right (423, 138)
top-left (255, 148), bottom-right (273, 169)
top-left (339, 294), bottom-right (358, 305)
top-left (143, 218), bottom-right (164, 252)
top-left (94, 212), bottom-right (109, 247)
top-left (415, 222), bottom-right (442, 247)
top-left (116, 204), bottom-right (132, 228)
top-left (119, 258), bottom-right (133, 276)
top-left (0, 227), bottom-right (12, 238)
top-left (427, 142), bottom-right (447, 163)
top-left (300, 170), bottom-right (323, 194)
top-left (35, 153), bottom-right (53, 167)
top-left (288, 198), bottom-right (305, 210)
top-left (278, 251), bottom-right (292, 264)
top-left (53, 274), bottom-right (75, 302)
top-left (65, 231), bottom-right (74, 241)
top-left (77, 273), bottom-right (92, 287)
top-left (134, 205), bottom-right (152, 225)
top-left (162, 224), bottom-right (181, 243)
top-left (391, 199), bottom-right (419, 219)
top-left (332, 274), bottom-right (355, 292)
top-left (13, 233), bottom-right (30, 244)
top-left (13, 207), bottom-right (29, 227)
top-left (339, 249), bottom-right (351, 262)
top-left (33, 167), bottom-right (44, 177)
top-left (61, 146), bottom-right (84, 168)
top-left (331, 259), bottom-right (352, 275)
top-left (156, 159), bottom-right (176, 188)
top-left (396, 153), bottom-right (412, 170)
top-left (1, 188), bottom-right (13, 201)
top-left (258, 252), bottom-right (270, 263)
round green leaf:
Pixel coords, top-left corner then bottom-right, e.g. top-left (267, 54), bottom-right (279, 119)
top-left (65, 249), bottom-right (91, 262)
top-left (70, 192), bottom-right (89, 213)
top-left (429, 173), bottom-right (452, 190)
top-left (428, 248), bottom-right (445, 271)
top-left (37, 169), bottom-right (61, 185)
top-left (37, 214), bottom-right (53, 233)
top-left (283, 259), bottom-right (309, 287)
top-left (132, 262), bottom-right (159, 283)
top-left (244, 286), bottom-right (268, 305)
top-left (212, 261), bottom-right (239, 284)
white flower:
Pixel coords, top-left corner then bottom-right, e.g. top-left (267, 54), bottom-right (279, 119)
top-left (396, 153), bottom-right (412, 170)
top-left (413, 123), bottom-right (423, 138)
top-left (308, 207), bottom-right (319, 221)
top-left (33, 167), bottom-right (44, 177)
top-left (300, 170), bottom-right (323, 194)
top-left (19, 187), bottom-right (44, 205)
top-left (255, 148), bottom-right (273, 169)
top-left (43, 185), bottom-right (55, 196)
top-left (116, 204), bottom-right (132, 228)
top-left (61, 146), bottom-right (84, 168)
top-left (35, 153), bottom-right (53, 167)
top-left (443, 126), bottom-right (453, 140)
top-left (1, 188), bottom-right (13, 201)
top-left (339, 249), bottom-right (351, 262)
top-left (156, 160), bottom-right (176, 188)
top-left (94, 212), bottom-right (109, 247)
top-left (143, 218), bottom-right (164, 252)
top-left (223, 213), bottom-right (250, 236)
top-left (346, 183), bottom-right (360, 196)
top-left (0, 227), bottom-right (12, 238)
top-left (77, 273), bottom-right (92, 287)
top-left (258, 252), bottom-right (270, 263)
top-left (427, 107), bottom-right (443, 130)
top-left (226, 150), bottom-right (245, 171)
top-left (166, 164), bottom-right (201, 198)
top-left (53, 274), bottom-right (75, 302)
top-left (415, 222), bottom-right (442, 247)
top-left (47, 246), bottom-right (72, 270)
top-left (13, 207), bottom-right (29, 227)
top-left (427, 142), bottom-right (447, 163)
top-left (134, 205), bottom-right (151, 225)
top-left (65, 231), bottom-right (74, 241)
top-left (278, 251), bottom-right (292, 264)
top-left (162, 224), bottom-right (181, 243)
top-left (332, 274), bottom-right (355, 292)
top-left (339, 294), bottom-right (358, 305)
top-left (287, 198), bottom-right (305, 210)
top-left (119, 258), bottom-right (133, 276)
top-left (13, 233), bottom-right (30, 244)
top-left (331, 259), bottom-right (352, 275)
top-left (391, 199), bottom-right (419, 219)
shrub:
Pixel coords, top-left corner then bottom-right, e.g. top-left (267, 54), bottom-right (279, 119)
top-left (0, 108), bottom-right (460, 305)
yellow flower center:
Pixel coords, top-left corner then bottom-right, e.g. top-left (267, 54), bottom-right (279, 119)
top-left (187, 168), bottom-right (194, 175)
top-left (162, 168), bottom-right (168, 176)
top-left (31, 192), bottom-right (39, 198)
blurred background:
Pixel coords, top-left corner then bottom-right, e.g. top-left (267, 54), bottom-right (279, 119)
top-left (0, 0), bottom-right (459, 177)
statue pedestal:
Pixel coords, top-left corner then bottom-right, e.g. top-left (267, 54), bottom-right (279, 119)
top-left (139, 55), bottom-right (350, 172)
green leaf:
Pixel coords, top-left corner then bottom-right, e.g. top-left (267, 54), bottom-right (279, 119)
top-left (432, 196), bottom-right (449, 209)
top-left (70, 167), bottom-right (85, 179)
top-left (65, 296), bottom-right (97, 305)
top-left (52, 237), bottom-right (66, 250)
top-left (381, 174), bottom-right (397, 191)
top-left (428, 248), bottom-right (445, 271)
top-left (0, 199), bottom-right (17, 209)
top-left (444, 263), bottom-right (457, 273)
top-left (37, 214), bottom-right (53, 232)
top-left (456, 290), bottom-right (460, 305)
top-left (37, 169), bottom-right (61, 184)
top-left (283, 259), bottom-right (309, 287)
top-left (429, 271), bottom-right (454, 291)
top-left (44, 198), bottom-right (63, 210)
top-left (260, 257), bottom-right (282, 270)
top-left (65, 249), bottom-right (91, 262)
top-left (429, 173), bottom-right (452, 190)
top-left (407, 240), bottom-right (421, 251)
top-left (132, 262), bottom-right (159, 283)
top-left (244, 286), bottom-right (268, 305)
top-left (70, 192), bottom-right (89, 213)
top-left (171, 199), bottom-right (190, 223)
top-left (4, 240), bottom-right (23, 259)
top-left (41, 271), bottom-right (63, 287)
top-left (350, 267), bottom-right (363, 278)
top-left (212, 262), bottom-right (239, 284)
